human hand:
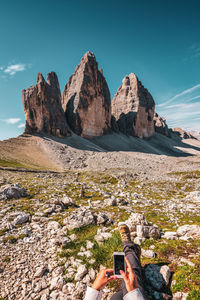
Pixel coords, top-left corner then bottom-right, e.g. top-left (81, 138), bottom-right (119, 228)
top-left (92, 268), bottom-right (116, 291)
top-left (120, 257), bottom-right (138, 292)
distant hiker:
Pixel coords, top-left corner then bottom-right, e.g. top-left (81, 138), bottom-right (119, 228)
top-left (84, 224), bottom-right (147, 300)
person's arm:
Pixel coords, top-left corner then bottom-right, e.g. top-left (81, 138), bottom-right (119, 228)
top-left (84, 268), bottom-right (116, 300)
top-left (123, 289), bottom-right (145, 300)
top-left (84, 286), bottom-right (103, 300)
top-left (120, 257), bottom-right (145, 300)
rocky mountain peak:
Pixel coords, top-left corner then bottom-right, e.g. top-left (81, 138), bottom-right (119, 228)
top-left (22, 72), bottom-right (70, 137)
top-left (111, 73), bottom-right (155, 138)
top-left (37, 72), bottom-right (45, 84)
top-left (46, 72), bottom-right (60, 91)
top-left (122, 73), bottom-right (138, 87)
top-left (82, 51), bottom-right (95, 60)
top-left (62, 52), bottom-right (111, 138)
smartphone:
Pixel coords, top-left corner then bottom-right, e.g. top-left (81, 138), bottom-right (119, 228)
top-left (113, 252), bottom-right (125, 278)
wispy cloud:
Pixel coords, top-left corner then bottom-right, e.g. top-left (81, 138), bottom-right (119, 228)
top-left (0, 66), bottom-right (3, 71)
top-left (17, 123), bottom-right (25, 128)
top-left (4, 64), bottom-right (26, 76)
top-left (2, 118), bottom-right (21, 124)
top-left (158, 84), bottom-right (200, 107)
top-left (184, 43), bottom-right (200, 62)
top-left (189, 43), bottom-right (200, 59)
top-left (167, 102), bottom-right (200, 109)
top-left (157, 83), bottom-right (200, 131)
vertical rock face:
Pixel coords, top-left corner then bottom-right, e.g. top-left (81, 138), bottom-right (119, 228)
top-left (111, 73), bottom-right (155, 138)
top-left (153, 113), bottom-right (171, 137)
top-left (22, 72), bottom-right (70, 137)
top-left (62, 51), bottom-right (111, 138)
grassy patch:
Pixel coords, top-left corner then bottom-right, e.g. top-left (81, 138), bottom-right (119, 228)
top-left (145, 211), bottom-right (174, 230)
top-left (187, 289), bottom-right (200, 300)
top-left (178, 213), bottom-right (200, 226)
top-left (155, 239), bottom-right (200, 262)
top-left (59, 225), bottom-right (98, 262)
top-left (168, 170), bottom-right (200, 180)
top-left (2, 256), bottom-right (11, 263)
top-left (172, 265), bottom-right (200, 295)
top-left (2, 233), bottom-right (27, 244)
top-left (3, 235), bottom-right (18, 244)
top-left (0, 158), bottom-right (29, 169)
top-left (91, 231), bottom-right (122, 269)
top-left (59, 225), bottom-right (123, 272)
top-left (0, 228), bottom-right (9, 236)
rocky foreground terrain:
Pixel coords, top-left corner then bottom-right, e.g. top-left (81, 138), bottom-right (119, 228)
top-left (0, 134), bottom-right (200, 300)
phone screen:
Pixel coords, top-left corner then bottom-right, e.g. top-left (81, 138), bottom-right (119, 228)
top-left (114, 254), bottom-right (125, 275)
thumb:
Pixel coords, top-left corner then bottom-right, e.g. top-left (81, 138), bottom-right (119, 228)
top-left (120, 270), bottom-right (128, 282)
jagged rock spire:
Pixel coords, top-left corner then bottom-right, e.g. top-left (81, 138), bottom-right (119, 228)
top-left (62, 52), bottom-right (111, 138)
top-left (111, 73), bottom-right (155, 138)
top-left (22, 72), bottom-right (70, 137)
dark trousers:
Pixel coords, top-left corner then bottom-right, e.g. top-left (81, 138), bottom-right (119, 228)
top-left (110, 241), bottom-right (147, 300)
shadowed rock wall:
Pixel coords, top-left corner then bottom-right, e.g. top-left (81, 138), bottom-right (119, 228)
top-left (111, 73), bottom-right (155, 138)
top-left (22, 72), bottom-right (70, 137)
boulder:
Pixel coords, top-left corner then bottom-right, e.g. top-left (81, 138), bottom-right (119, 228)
top-left (47, 221), bottom-right (61, 231)
top-left (88, 268), bottom-right (96, 281)
top-left (63, 208), bottom-right (95, 229)
top-left (22, 72), bottom-right (70, 137)
top-left (94, 228), bottom-right (112, 244)
top-left (111, 73), bottom-right (155, 138)
top-left (60, 196), bottom-right (76, 209)
top-left (95, 212), bottom-right (112, 225)
top-left (0, 184), bottom-right (29, 200)
top-left (86, 240), bottom-right (94, 250)
top-left (162, 231), bottom-right (177, 240)
top-left (125, 213), bottom-right (149, 232)
top-left (104, 198), bottom-right (117, 206)
top-left (104, 197), bottom-right (128, 206)
top-left (63, 208), bottom-right (112, 229)
top-left (179, 257), bottom-right (195, 267)
top-left (141, 249), bottom-right (156, 259)
top-left (77, 250), bottom-right (92, 258)
top-left (145, 264), bottom-right (171, 291)
top-left (137, 225), bottom-right (161, 239)
top-left (160, 265), bottom-right (171, 285)
top-left (134, 237), bottom-right (146, 245)
top-left (50, 276), bottom-right (65, 290)
top-left (13, 213), bottom-right (30, 225)
top-left (62, 51), bottom-right (111, 138)
top-left (34, 265), bottom-right (48, 278)
top-left (74, 264), bottom-right (87, 281)
top-left (176, 224), bottom-right (200, 239)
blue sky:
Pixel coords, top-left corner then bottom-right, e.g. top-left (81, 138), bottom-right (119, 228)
top-left (0, 0), bottom-right (200, 140)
